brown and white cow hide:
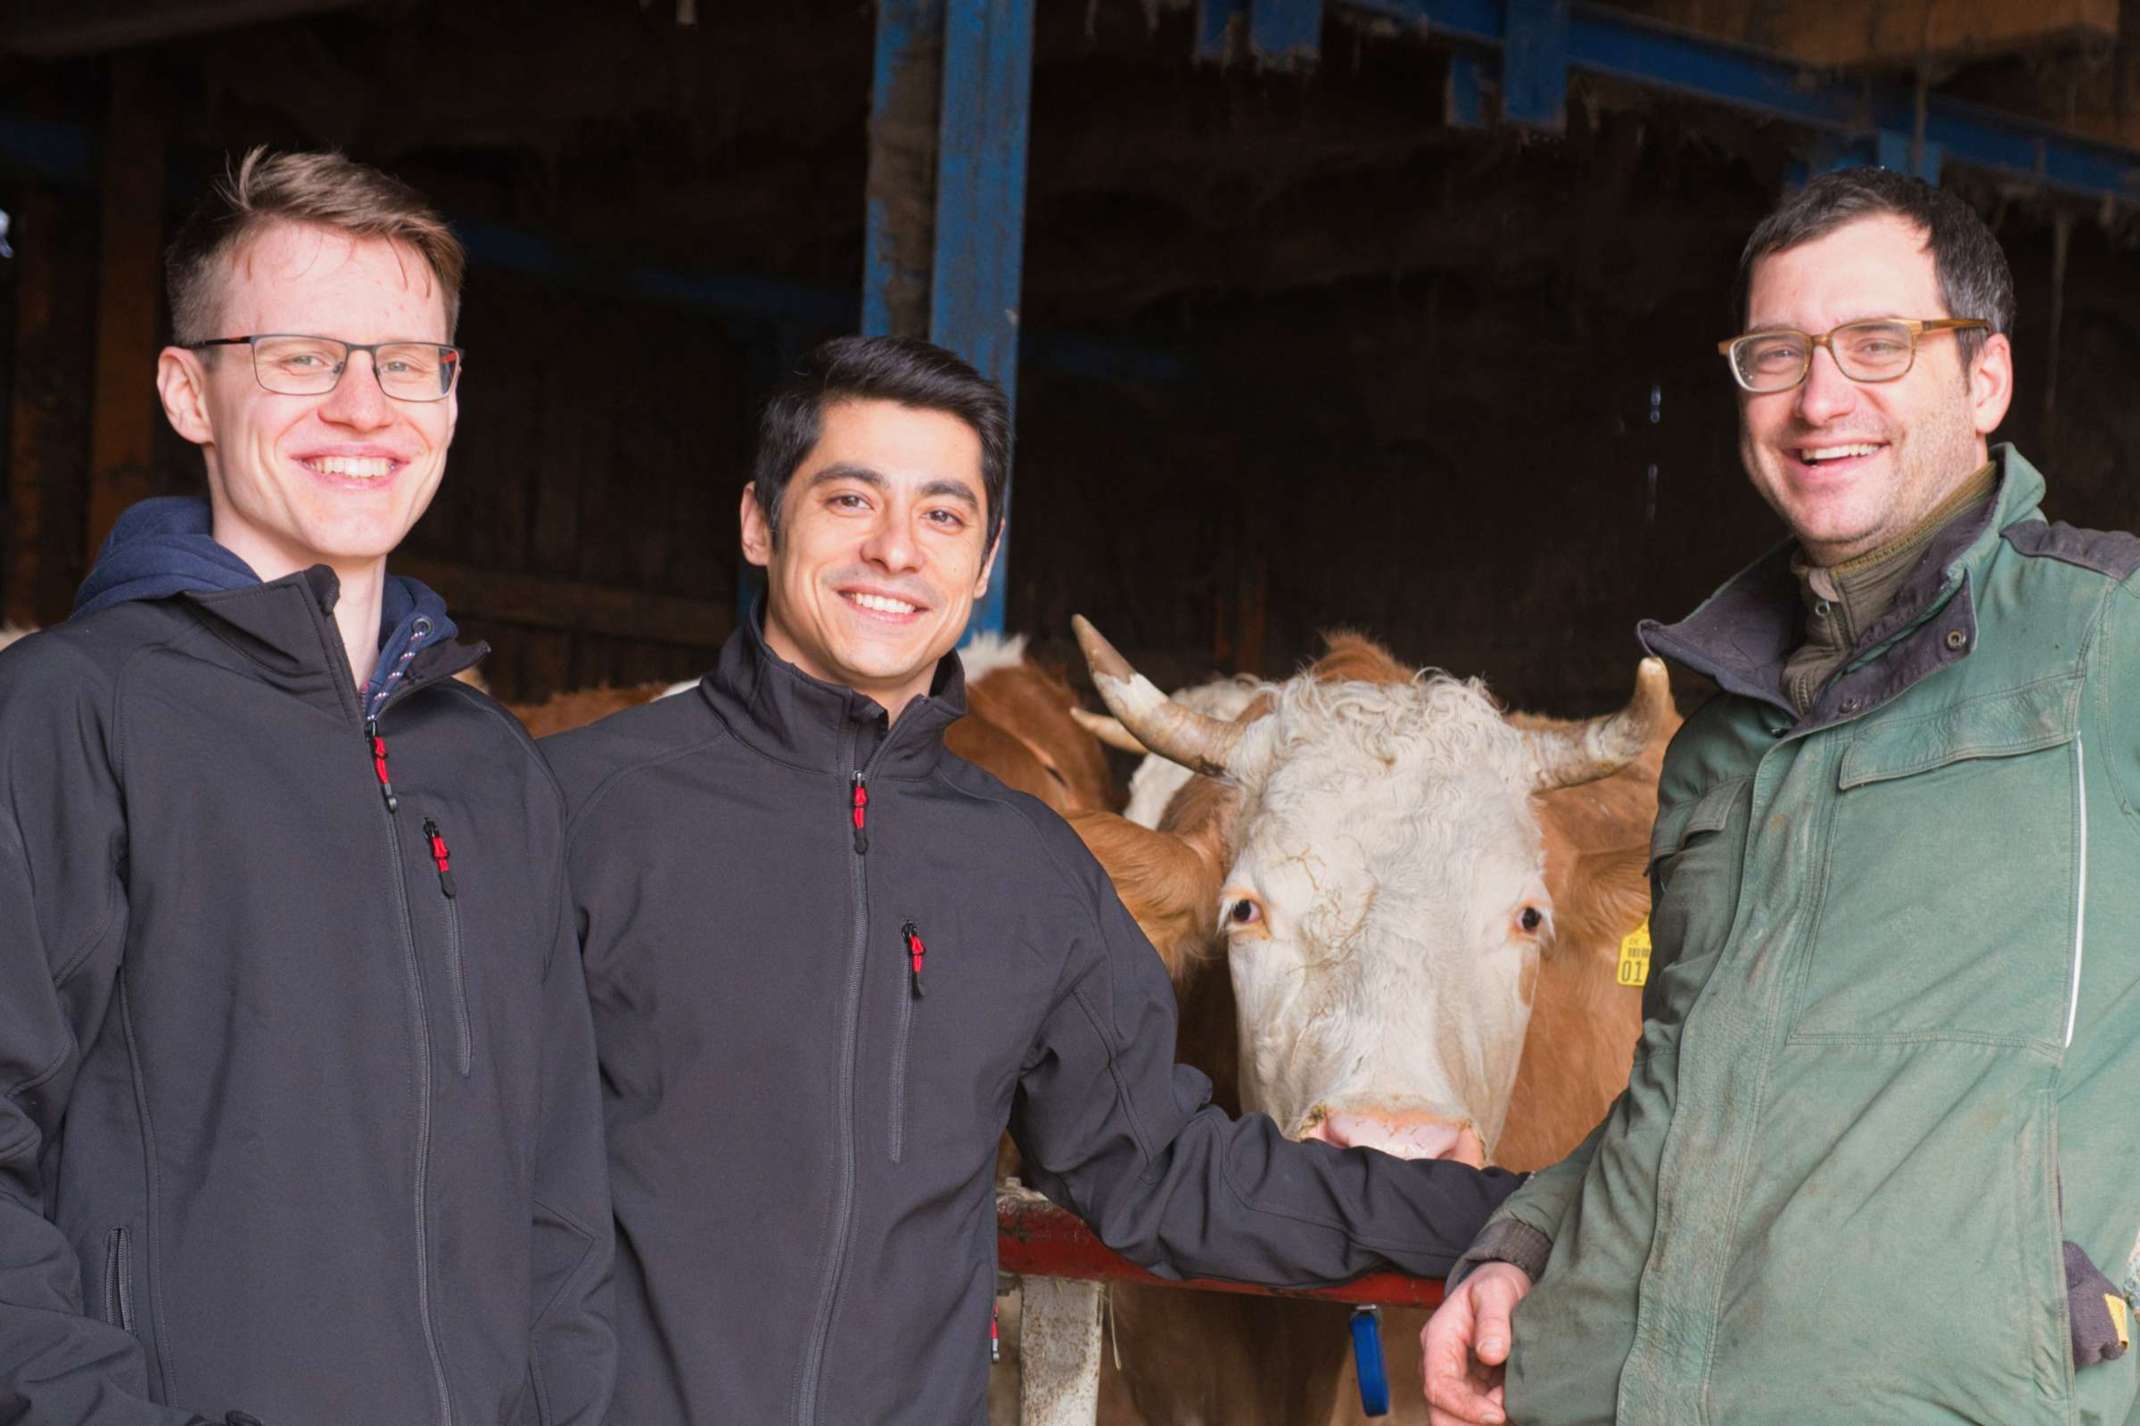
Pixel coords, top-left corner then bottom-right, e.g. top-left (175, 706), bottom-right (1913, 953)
top-left (1066, 632), bottom-right (1672, 1426)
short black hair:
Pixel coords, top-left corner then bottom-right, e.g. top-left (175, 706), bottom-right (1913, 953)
top-left (1738, 167), bottom-right (2014, 368)
top-left (751, 335), bottom-right (1010, 551)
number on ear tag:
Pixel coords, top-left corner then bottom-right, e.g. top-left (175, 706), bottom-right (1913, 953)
top-left (1617, 919), bottom-right (1652, 988)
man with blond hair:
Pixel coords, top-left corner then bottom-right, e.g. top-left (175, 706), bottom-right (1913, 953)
top-left (0, 149), bottom-right (612, 1425)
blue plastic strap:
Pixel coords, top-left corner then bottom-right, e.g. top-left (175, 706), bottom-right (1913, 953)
top-left (1351, 1305), bottom-right (1391, 1416)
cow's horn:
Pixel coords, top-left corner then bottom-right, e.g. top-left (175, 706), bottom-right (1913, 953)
top-left (1525, 657), bottom-right (1673, 791)
top-left (1072, 615), bottom-right (1250, 779)
top-left (1070, 707), bottom-right (1148, 754)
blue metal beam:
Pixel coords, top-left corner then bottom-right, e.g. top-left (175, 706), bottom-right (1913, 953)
top-left (1249, 0), bottom-right (1324, 68)
top-left (864, 0), bottom-right (1036, 641)
top-left (1501, 0), bottom-right (1568, 130)
top-left (1197, 0), bottom-right (1245, 62)
top-left (1336, 0), bottom-right (2140, 203)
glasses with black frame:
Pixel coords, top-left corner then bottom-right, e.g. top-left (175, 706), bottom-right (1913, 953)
top-left (1718, 317), bottom-right (1988, 394)
top-left (184, 334), bottom-right (464, 402)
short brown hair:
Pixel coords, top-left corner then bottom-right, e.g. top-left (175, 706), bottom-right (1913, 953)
top-left (1738, 167), bottom-right (2013, 368)
top-left (166, 146), bottom-right (466, 345)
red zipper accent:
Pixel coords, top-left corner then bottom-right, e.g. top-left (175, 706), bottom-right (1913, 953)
top-left (850, 773), bottom-right (870, 854)
top-left (422, 818), bottom-right (458, 898)
top-left (902, 920), bottom-right (926, 998)
top-left (990, 1302), bottom-right (1000, 1364)
top-left (365, 719), bottom-right (399, 813)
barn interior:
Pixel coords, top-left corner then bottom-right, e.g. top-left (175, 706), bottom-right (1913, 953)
top-left (3, 0), bottom-right (2138, 720)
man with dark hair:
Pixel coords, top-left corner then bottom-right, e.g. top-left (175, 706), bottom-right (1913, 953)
top-left (0, 148), bottom-right (613, 1424)
top-left (1425, 166), bottom-right (2140, 1426)
top-left (543, 333), bottom-right (1520, 1425)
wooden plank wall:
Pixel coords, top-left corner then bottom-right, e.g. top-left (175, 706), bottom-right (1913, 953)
top-left (3, 181), bottom-right (98, 628)
top-left (4, 182), bottom-right (758, 701)
top-left (401, 265), bottom-right (762, 702)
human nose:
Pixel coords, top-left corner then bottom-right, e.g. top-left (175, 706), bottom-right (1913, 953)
top-left (317, 349), bottom-right (392, 429)
top-left (1793, 342), bottom-right (1858, 425)
top-left (858, 503), bottom-right (922, 573)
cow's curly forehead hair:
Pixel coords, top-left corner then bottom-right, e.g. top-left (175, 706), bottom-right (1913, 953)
top-left (1255, 674), bottom-right (1535, 790)
top-left (166, 146), bottom-right (465, 346)
top-left (750, 334), bottom-right (1009, 551)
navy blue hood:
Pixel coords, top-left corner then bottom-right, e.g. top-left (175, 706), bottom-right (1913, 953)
top-left (73, 496), bottom-right (460, 717)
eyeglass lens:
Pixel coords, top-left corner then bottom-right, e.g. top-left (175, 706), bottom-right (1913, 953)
top-left (251, 336), bottom-right (458, 400)
top-left (1731, 320), bottom-right (1917, 392)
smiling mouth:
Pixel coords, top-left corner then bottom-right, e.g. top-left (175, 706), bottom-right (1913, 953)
top-left (842, 590), bottom-right (924, 617)
top-left (303, 455), bottom-right (397, 481)
top-left (1796, 442), bottom-right (1884, 466)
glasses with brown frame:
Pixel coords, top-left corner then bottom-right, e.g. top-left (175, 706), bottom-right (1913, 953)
top-left (1718, 317), bottom-right (1988, 394)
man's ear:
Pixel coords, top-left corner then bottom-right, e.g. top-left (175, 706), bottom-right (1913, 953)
top-left (157, 347), bottom-right (213, 447)
top-left (739, 482), bottom-right (774, 570)
top-left (1969, 331), bottom-right (2014, 436)
top-left (974, 526), bottom-right (1003, 598)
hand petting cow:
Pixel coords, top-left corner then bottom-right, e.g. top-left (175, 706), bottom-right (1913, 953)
top-left (1062, 617), bottom-right (1675, 1426)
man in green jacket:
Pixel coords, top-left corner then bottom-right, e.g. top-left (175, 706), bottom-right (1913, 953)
top-left (1424, 167), bottom-right (2140, 1426)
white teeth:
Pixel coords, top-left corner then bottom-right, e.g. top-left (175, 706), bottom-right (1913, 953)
top-left (308, 456), bottom-right (392, 479)
top-left (1800, 443), bottom-right (1881, 463)
top-left (847, 592), bottom-right (917, 615)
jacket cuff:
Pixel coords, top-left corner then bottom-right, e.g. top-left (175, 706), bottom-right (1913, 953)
top-left (1445, 1217), bottom-right (1553, 1290)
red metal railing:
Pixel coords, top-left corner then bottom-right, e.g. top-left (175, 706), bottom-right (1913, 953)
top-left (996, 1192), bottom-right (1447, 1309)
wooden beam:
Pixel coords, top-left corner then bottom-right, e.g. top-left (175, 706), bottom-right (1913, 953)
top-left (393, 558), bottom-right (731, 648)
top-left (1611, 0), bottom-right (2118, 69)
top-left (1, 0), bottom-right (367, 56)
top-left (85, 52), bottom-right (164, 558)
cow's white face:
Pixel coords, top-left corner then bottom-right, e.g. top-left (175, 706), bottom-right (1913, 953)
top-left (1216, 678), bottom-right (1547, 1166)
top-left (1074, 616), bottom-right (1668, 1171)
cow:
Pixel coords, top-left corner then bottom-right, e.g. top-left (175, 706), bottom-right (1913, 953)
top-left (1057, 618), bottom-right (1674, 1426)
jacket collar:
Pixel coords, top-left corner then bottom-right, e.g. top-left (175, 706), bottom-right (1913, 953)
top-left (700, 600), bottom-right (968, 778)
top-left (182, 566), bottom-right (485, 722)
top-left (1639, 444), bottom-right (2045, 733)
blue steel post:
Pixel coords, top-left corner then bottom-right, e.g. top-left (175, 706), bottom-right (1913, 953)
top-left (935, 0), bottom-right (1035, 640)
top-left (864, 0), bottom-right (1035, 641)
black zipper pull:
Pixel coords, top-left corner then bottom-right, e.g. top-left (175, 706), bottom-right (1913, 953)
top-left (851, 772), bottom-right (870, 854)
top-left (422, 818), bottom-right (457, 898)
top-left (365, 718), bottom-right (399, 813)
top-left (902, 920), bottom-right (926, 998)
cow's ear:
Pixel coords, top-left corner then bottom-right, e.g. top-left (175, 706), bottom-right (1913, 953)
top-left (1066, 811), bottom-right (1224, 983)
top-left (1532, 749), bottom-right (1662, 956)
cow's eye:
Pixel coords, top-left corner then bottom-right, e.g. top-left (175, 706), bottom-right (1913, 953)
top-left (1518, 906), bottom-right (1544, 935)
top-left (1229, 898), bottom-right (1261, 926)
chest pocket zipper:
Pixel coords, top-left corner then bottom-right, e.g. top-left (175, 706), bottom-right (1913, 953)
top-left (890, 922), bottom-right (927, 1163)
top-left (423, 818), bottom-right (473, 1076)
top-left (104, 1226), bottom-right (135, 1333)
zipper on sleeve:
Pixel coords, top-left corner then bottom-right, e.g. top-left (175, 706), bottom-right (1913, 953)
top-left (424, 818), bottom-right (474, 1076)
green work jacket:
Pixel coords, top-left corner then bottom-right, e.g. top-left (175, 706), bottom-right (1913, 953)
top-left (1492, 447), bottom-right (2140, 1425)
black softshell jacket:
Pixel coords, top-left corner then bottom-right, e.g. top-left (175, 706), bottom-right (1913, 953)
top-left (0, 571), bottom-right (614, 1425)
top-left (543, 616), bottom-right (1519, 1426)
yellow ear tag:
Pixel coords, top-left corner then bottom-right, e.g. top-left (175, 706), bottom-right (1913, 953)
top-left (1617, 920), bottom-right (1652, 988)
top-left (2108, 1295), bottom-right (2130, 1352)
